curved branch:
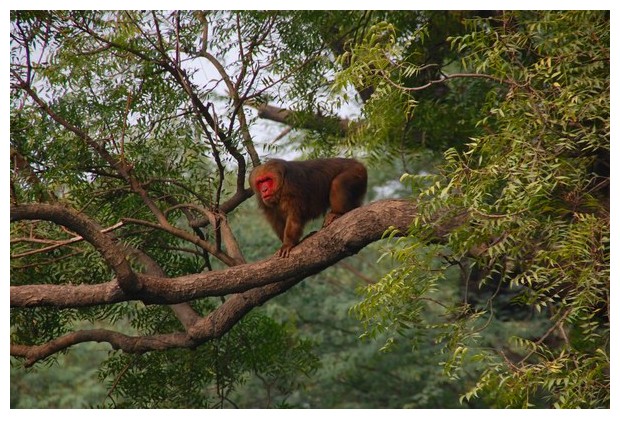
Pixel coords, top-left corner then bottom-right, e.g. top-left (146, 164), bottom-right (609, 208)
top-left (10, 199), bottom-right (471, 365)
top-left (11, 329), bottom-right (194, 367)
top-left (382, 69), bottom-right (507, 92)
top-left (188, 276), bottom-right (304, 341)
top-left (10, 275), bottom-right (309, 366)
top-left (11, 199), bottom-right (417, 308)
top-left (11, 203), bottom-right (138, 293)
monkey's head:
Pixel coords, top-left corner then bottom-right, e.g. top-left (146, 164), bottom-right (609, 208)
top-left (249, 160), bottom-right (286, 207)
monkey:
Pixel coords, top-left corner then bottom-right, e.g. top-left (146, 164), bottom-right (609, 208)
top-left (249, 158), bottom-right (368, 257)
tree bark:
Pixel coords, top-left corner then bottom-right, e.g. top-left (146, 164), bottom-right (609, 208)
top-left (11, 199), bottom-right (416, 308)
top-left (254, 102), bottom-right (352, 136)
top-left (11, 198), bottom-right (421, 365)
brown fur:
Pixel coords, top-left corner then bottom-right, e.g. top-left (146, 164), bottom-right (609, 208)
top-left (249, 158), bottom-right (367, 257)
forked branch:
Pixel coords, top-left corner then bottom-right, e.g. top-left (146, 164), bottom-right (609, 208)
top-left (11, 199), bottom-right (421, 365)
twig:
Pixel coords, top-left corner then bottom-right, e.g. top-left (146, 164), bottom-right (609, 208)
top-left (11, 221), bottom-right (124, 259)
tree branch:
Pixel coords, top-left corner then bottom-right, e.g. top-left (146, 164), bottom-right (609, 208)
top-left (11, 221), bottom-right (124, 259)
top-left (11, 199), bottom-right (424, 365)
top-left (11, 329), bottom-right (194, 367)
top-left (252, 102), bottom-right (352, 136)
top-left (11, 199), bottom-right (417, 308)
top-left (10, 274), bottom-right (308, 367)
top-left (11, 203), bottom-right (138, 294)
top-left (121, 216), bottom-right (239, 266)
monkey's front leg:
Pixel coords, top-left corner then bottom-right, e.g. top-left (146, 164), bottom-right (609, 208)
top-left (278, 216), bottom-right (304, 257)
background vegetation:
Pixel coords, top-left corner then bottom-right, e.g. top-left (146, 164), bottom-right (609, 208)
top-left (10, 10), bottom-right (609, 408)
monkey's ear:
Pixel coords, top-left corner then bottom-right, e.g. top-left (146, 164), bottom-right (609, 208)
top-left (274, 161), bottom-right (287, 180)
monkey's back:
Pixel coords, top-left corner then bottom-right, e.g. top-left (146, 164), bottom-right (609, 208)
top-left (281, 158), bottom-right (365, 221)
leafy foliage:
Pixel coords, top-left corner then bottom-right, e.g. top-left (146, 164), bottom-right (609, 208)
top-left (10, 10), bottom-right (330, 408)
top-left (11, 10), bottom-right (609, 409)
top-left (99, 312), bottom-right (319, 408)
top-left (350, 11), bottom-right (609, 408)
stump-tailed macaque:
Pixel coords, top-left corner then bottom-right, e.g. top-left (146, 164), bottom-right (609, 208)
top-left (250, 158), bottom-right (367, 257)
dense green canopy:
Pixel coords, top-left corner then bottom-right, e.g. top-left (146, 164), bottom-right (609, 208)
top-left (10, 11), bottom-right (609, 409)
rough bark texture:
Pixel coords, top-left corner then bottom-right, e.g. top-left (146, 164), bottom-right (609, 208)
top-left (11, 199), bottom-right (415, 308)
top-left (10, 199), bottom-right (420, 365)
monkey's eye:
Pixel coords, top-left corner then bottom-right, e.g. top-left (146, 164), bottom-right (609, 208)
top-left (257, 176), bottom-right (274, 190)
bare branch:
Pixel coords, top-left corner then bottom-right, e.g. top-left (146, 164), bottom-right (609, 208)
top-left (252, 102), bottom-right (352, 136)
top-left (381, 68), bottom-right (507, 92)
top-left (11, 199), bottom-right (418, 308)
top-left (122, 217), bottom-right (239, 266)
top-left (11, 329), bottom-right (194, 367)
top-left (11, 221), bottom-right (124, 259)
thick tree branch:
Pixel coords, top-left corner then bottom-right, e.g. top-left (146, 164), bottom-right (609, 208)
top-left (10, 274), bottom-right (306, 366)
top-left (10, 275), bottom-right (309, 367)
top-left (11, 329), bottom-right (194, 367)
top-left (11, 199), bottom-right (424, 365)
top-left (11, 199), bottom-right (417, 308)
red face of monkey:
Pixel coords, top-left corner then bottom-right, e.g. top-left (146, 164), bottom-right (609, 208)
top-left (252, 171), bottom-right (281, 206)
top-left (250, 161), bottom-right (287, 206)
